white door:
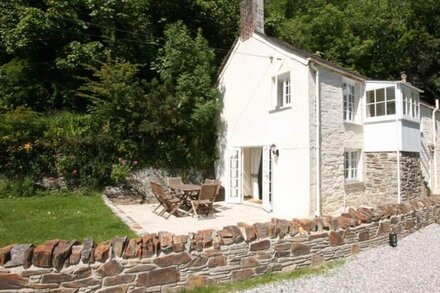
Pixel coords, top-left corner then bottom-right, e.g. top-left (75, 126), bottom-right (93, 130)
top-left (227, 148), bottom-right (242, 203)
top-left (262, 145), bottom-right (273, 212)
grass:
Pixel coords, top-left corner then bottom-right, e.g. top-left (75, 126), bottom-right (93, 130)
top-left (0, 191), bottom-right (136, 247)
top-left (182, 260), bottom-right (345, 293)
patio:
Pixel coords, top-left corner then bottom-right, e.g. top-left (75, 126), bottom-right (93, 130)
top-left (113, 201), bottom-right (279, 235)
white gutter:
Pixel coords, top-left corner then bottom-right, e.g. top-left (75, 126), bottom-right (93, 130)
top-left (309, 59), bottom-right (321, 216)
top-left (433, 99), bottom-right (439, 193)
top-left (396, 84), bottom-right (401, 203)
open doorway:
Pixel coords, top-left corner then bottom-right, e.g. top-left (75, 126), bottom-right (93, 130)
top-left (242, 147), bottom-right (263, 205)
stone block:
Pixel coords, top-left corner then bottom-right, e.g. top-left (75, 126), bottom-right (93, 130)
top-left (69, 245), bottom-right (83, 265)
top-left (172, 235), bottom-right (187, 253)
top-left (73, 266), bottom-right (92, 279)
top-left (272, 218), bottom-right (290, 238)
top-left (0, 273), bottom-right (27, 289)
top-left (186, 274), bottom-right (213, 289)
top-left (28, 283), bottom-right (58, 289)
top-left (123, 238), bottom-right (142, 259)
top-left (187, 256), bottom-right (208, 268)
top-left (253, 223), bottom-right (268, 239)
top-left (358, 231), bottom-right (370, 241)
top-left (97, 260), bottom-right (123, 276)
top-left (240, 256), bottom-right (259, 268)
top-left (126, 264), bottom-right (157, 273)
top-left (351, 243), bottom-right (360, 255)
top-left (94, 241), bottom-right (111, 263)
top-left (81, 239), bottom-right (95, 263)
top-left (329, 231), bottom-right (344, 247)
top-left (224, 226), bottom-right (244, 244)
top-left (308, 232), bottom-right (328, 241)
top-left (136, 267), bottom-right (180, 287)
top-left (207, 255), bottom-right (227, 268)
top-left (273, 242), bottom-right (291, 252)
top-left (311, 254), bottom-right (324, 267)
top-left (405, 219), bottom-right (416, 230)
top-left (41, 273), bottom-right (74, 283)
top-left (291, 243), bottom-right (310, 256)
top-left (0, 245), bottom-right (13, 266)
top-left (104, 274), bottom-right (135, 286)
top-left (53, 240), bottom-right (78, 271)
top-left (33, 239), bottom-right (60, 268)
top-left (4, 244), bottom-right (33, 268)
top-left (21, 268), bottom-right (51, 277)
top-left (159, 231), bottom-right (173, 252)
top-left (231, 269), bottom-right (255, 282)
top-left (377, 222), bottom-right (391, 235)
top-left (218, 229), bottom-right (234, 245)
top-left (249, 240), bottom-right (270, 251)
top-left (62, 277), bottom-right (101, 288)
top-left (111, 237), bottom-right (128, 258)
top-left (97, 286), bottom-right (127, 293)
top-left (153, 252), bottom-right (191, 267)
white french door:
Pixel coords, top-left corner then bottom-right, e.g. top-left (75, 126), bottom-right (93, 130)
top-left (262, 145), bottom-right (273, 212)
top-left (227, 148), bottom-right (242, 203)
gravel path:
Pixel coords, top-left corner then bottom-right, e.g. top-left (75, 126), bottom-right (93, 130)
top-left (241, 224), bottom-right (440, 293)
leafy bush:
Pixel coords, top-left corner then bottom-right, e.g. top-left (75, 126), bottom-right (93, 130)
top-left (111, 159), bottom-right (138, 185)
top-left (0, 177), bottom-right (41, 198)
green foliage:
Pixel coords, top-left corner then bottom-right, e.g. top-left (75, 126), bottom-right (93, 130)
top-left (111, 159), bottom-right (137, 185)
top-left (0, 177), bottom-right (40, 198)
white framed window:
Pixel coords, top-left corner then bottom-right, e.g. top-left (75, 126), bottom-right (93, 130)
top-left (402, 88), bottom-right (419, 119)
top-left (343, 82), bottom-right (355, 122)
top-left (273, 72), bottom-right (291, 109)
top-left (366, 86), bottom-right (396, 117)
top-left (344, 150), bottom-right (360, 181)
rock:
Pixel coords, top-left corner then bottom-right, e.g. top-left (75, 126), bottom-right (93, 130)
top-left (97, 260), bottom-right (123, 277)
top-left (358, 231), bottom-right (370, 241)
top-left (33, 239), bottom-right (60, 268)
top-left (405, 219), bottom-right (416, 230)
top-left (94, 241), bottom-right (111, 263)
top-left (172, 235), bottom-right (187, 253)
top-left (311, 254), bottom-right (324, 267)
top-left (41, 273), bottom-right (74, 283)
top-left (21, 268), bottom-right (52, 277)
top-left (272, 218), bottom-right (290, 238)
top-left (291, 243), bottom-right (311, 256)
top-left (187, 274), bottom-right (212, 289)
top-left (207, 255), bottom-right (227, 268)
top-left (123, 238), bottom-right (142, 259)
top-left (224, 226), bottom-right (244, 243)
top-left (351, 243), bottom-right (360, 255)
top-left (104, 274), bottom-right (135, 286)
top-left (0, 273), bottom-right (27, 289)
top-left (153, 252), bottom-right (191, 267)
top-left (273, 242), bottom-right (291, 252)
top-left (4, 244), bottom-right (33, 268)
top-left (73, 266), bottom-right (92, 279)
top-left (69, 245), bottom-right (83, 265)
top-left (159, 232), bottom-right (173, 253)
top-left (253, 223), bottom-right (268, 239)
top-left (126, 264), bottom-right (157, 273)
top-left (218, 229), bottom-right (234, 245)
top-left (136, 267), bottom-right (180, 286)
top-left (308, 232), bottom-right (329, 240)
top-left (249, 240), bottom-right (270, 251)
top-left (197, 229), bottom-right (215, 248)
top-left (187, 256), bottom-right (208, 268)
top-left (378, 222), bottom-right (391, 235)
top-left (62, 277), bottom-right (101, 288)
top-left (231, 269), bottom-right (255, 282)
top-left (241, 256), bottom-right (260, 268)
top-left (53, 240), bottom-right (78, 271)
top-left (111, 237), bottom-right (128, 258)
top-left (97, 286), bottom-right (127, 293)
top-left (329, 231), bottom-right (344, 247)
top-left (81, 239), bottom-right (95, 263)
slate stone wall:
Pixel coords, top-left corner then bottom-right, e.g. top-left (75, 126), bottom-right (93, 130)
top-left (400, 152), bottom-right (427, 201)
top-left (1, 196), bottom-right (440, 293)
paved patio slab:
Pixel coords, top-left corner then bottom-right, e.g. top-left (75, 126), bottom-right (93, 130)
top-left (114, 201), bottom-right (280, 235)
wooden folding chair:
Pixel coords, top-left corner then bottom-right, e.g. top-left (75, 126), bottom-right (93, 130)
top-left (188, 184), bottom-right (218, 219)
top-left (150, 182), bottom-right (184, 219)
top-left (204, 179), bottom-right (221, 202)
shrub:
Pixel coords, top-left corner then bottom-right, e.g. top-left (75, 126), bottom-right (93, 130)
top-left (111, 158), bottom-right (138, 185)
top-left (0, 177), bottom-right (41, 198)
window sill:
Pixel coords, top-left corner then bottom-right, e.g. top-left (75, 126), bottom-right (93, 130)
top-left (344, 121), bottom-right (362, 127)
top-left (344, 180), bottom-right (364, 186)
top-left (269, 106), bottom-right (292, 114)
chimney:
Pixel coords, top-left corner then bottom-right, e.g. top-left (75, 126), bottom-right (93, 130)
top-left (240, 0), bottom-right (264, 41)
top-left (401, 71), bottom-right (407, 82)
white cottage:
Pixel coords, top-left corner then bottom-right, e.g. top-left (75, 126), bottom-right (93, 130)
top-left (216, 0), bottom-right (440, 218)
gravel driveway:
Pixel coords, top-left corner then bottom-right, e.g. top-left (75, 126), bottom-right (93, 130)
top-left (241, 224), bottom-right (440, 293)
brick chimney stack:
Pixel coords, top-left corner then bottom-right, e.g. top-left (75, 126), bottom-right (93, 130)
top-left (240, 0), bottom-right (264, 41)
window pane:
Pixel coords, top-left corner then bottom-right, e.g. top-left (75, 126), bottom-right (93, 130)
top-left (367, 104), bottom-right (375, 117)
top-left (387, 101), bottom-right (396, 115)
top-left (376, 102), bottom-right (385, 116)
top-left (386, 86), bottom-right (395, 101)
top-left (376, 88), bottom-right (385, 102)
top-left (367, 91), bottom-right (374, 103)
top-left (277, 80), bottom-right (283, 107)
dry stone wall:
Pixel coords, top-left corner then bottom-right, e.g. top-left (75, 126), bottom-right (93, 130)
top-left (365, 152), bottom-right (398, 206)
top-left (400, 152), bottom-right (427, 201)
top-left (1, 196), bottom-right (440, 293)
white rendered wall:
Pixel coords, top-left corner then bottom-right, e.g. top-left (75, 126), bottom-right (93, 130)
top-left (401, 120), bottom-right (421, 152)
top-left (216, 34), bottom-right (311, 218)
top-left (364, 120), bottom-right (399, 152)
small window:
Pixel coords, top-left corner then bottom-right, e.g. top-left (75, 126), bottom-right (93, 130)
top-left (402, 88), bottom-right (419, 119)
top-left (343, 82), bottom-right (355, 122)
top-left (274, 73), bottom-right (291, 109)
top-left (345, 150), bottom-right (360, 181)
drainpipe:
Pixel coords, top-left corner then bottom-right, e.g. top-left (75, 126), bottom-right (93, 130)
top-left (309, 60), bottom-right (321, 216)
top-left (433, 99), bottom-right (439, 193)
top-left (396, 84), bottom-right (401, 204)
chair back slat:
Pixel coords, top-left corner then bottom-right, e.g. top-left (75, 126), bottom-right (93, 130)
top-left (199, 184), bottom-right (217, 201)
top-left (204, 179), bottom-right (221, 201)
